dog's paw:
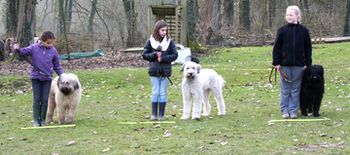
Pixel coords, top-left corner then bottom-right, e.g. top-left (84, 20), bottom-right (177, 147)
top-left (202, 112), bottom-right (210, 116)
top-left (181, 116), bottom-right (190, 120)
top-left (217, 112), bottom-right (226, 116)
top-left (191, 117), bottom-right (201, 121)
top-left (313, 113), bottom-right (320, 117)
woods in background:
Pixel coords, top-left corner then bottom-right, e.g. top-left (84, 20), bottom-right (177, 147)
top-left (0, 0), bottom-right (350, 56)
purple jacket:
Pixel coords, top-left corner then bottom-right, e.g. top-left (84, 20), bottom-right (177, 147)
top-left (18, 43), bottom-right (64, 80)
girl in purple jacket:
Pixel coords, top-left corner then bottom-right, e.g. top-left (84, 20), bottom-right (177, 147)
top-left (14, 31), bottom-right (64, 127)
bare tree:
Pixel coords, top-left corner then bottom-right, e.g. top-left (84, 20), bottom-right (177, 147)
top-left (58, 0), bottom-right (70, 57)
top-left (123, 0), bottom-right (140, 47)
top-left (87, 0), bottom-right (98, 33)
top-left (344, 0), bottom-right (350, 36)
top-left (187, 0), bottom-right (199, 45)
top-left (57, 0), bottom-right (64, 35)
top-left (223, 0), bottom-right (234, 27)
top-left (267, 0), bottom-right (275, 29)
top-left (16, 0), bottom-right (36, 47)
top-left (239, 0), bottom-right (250, 32)
top-left (5, 0), bottom-right (19, 37)
top-left (65, 0), bottom-right (73, 32)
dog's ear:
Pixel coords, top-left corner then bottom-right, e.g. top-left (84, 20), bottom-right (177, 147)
top-left (196, 64), bottom-right (201, 74)
top-left (57, 75), bottom-right (63, 87)
top-left (180, 64), bottom-right (185, 72)
top-left (191, 56), bottom-right (200, 64)
top-left (184, 56), bottom-right (192, 63)
top-left (73, 81), bottom-right (80, 90)
top-left (319, 65), bottom-right (324, 76)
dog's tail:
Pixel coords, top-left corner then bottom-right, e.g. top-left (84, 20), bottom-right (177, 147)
top-left (217, 75), bottom-right (225, 88)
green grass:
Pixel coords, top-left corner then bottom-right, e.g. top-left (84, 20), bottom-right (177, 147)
top-left (1, 43), bottom-right (350, 154)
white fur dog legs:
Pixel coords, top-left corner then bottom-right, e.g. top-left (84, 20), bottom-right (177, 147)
top-left (47, 73), bottom-right (82, 124)
top-left (181, 61), bottom-right (226, 120)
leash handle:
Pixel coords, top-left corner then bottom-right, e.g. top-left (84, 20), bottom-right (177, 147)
top-left (167, 77), bottom-right (173, 85)
top-left (268, 67), bottom-right (277, 84)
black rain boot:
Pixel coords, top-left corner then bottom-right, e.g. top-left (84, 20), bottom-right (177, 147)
top-left (151, 102), bottom-right (158, 121)
top-left (158, 102), bottom-right (166, 121)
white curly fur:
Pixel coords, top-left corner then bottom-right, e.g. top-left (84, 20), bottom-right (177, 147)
top-left (47, 73), bottom-right (82, 124)
top-left (181, 61), bottom-right (226, 120)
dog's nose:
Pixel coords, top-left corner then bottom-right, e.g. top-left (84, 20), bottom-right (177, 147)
top-left (189, 73), bottom-right (193, 76)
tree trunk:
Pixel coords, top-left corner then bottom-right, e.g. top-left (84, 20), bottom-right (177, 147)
top-left (59, 0), bottom-right (69, 57)
top-left (211, 0), bottom-right (222, 32)
top-left (239, 0), bottom-right (250, 32)
top-left (267, 0), bottom-right (275, 28)
top-left (57, 0), bottom-right (64, 35)
top-left (123, 0), bottom-right (139, 47)
top-left (65, 0), bottom-right (73, 32)
top-left (5, 0), bottom-right (19, 37)
top-left (16, 0), bottom-right (36, 47)
top-left (345, 0), bottom-right (350, 36)
top-left (88, 0), bottom-right (98, 33)
top-left (187, 0), bottom-right (199, 44)
top-left (223, 0), bottom-right (234, 27)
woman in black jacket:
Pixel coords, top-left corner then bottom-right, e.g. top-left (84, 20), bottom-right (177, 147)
top-left (272, 6), bottom-right (312, 119)
top-left (142, 20), bottom-right (178, 121)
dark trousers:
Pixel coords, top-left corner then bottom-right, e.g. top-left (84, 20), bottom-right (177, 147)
top-left (31, 79), bottom-right (52, 122)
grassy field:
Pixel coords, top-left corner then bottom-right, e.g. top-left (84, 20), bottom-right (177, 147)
top-left (1, 43), bottom-right (350, 154)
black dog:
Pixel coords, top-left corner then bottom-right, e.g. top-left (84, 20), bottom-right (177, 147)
top-left (300, 65), bottom-right (325, 117)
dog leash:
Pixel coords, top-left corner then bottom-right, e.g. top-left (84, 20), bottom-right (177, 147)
top-left (167, 77), bottom-right (173, 85)
top-left (279, 69), bottom-right (303, 83)
top-left (16, 50), bottom-right (50, 76)
top-left (268, 67), bottom-right (277, 84)
top-left (269, 66), bottom-right (302, 84)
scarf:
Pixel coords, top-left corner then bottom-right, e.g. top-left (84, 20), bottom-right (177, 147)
top-left (150, 35), bottom-right (170, 52)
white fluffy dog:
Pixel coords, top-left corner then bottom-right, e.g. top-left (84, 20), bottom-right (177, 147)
top-left (47, 73), bottom-right (82, 124)
top-left (181, 61), bottom-right (226, 120)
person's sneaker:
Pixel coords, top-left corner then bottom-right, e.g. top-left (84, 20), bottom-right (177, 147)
top-left (33, 121), bottom-right (40, 127)
top-left (290, 114), bottom-right (298, 119)
top-left (158, 117), bottom-right (165, 121)
top-left (282, 113), bottom-right (289, 119)
top-left (151, 115), bottom-right (157, 121)
top-left (40, 121), bottom-right (47, 127)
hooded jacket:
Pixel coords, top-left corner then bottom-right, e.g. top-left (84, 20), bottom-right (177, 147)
top-left (142, 37), bottom-right (178, 77)
top-left (272, 23), bottom-right (312, 67)
top-left (18, 43), bottom-right (64, 80)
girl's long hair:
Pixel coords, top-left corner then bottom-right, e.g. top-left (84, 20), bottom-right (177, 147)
top-left (152, 20), bottom-right (169, 41)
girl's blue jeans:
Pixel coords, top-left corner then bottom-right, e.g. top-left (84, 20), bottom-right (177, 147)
top-left (150, 76), bottom-right (168, 103)
top-left (31, 79), bottom-right (52, 123)
top-left (279, 66), bottom-right (304, 115)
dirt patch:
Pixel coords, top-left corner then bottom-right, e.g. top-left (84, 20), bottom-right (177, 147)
top-left (0, 51), bottom-right (148, 76)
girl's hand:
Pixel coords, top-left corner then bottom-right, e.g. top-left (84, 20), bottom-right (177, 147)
top-left (13, 43), bottom-right (20, 50)
top-left (157, 52), bottom-right (162, 62)
top-left (274, 65), bottom-right (280, 71)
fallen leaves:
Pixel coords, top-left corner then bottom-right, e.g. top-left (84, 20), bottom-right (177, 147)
top-left (66, 141), bottom-right (76, 146)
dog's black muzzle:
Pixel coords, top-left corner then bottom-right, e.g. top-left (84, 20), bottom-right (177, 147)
top-left (60, 88), bottom-right (72, 95)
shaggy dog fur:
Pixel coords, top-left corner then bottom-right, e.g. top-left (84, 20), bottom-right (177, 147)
top-left (300, 65), bottom-right (324, 117)
top-left (181, 61), bottom-right (226, 120)
top-left (47, 73), bottom-right (82, 124)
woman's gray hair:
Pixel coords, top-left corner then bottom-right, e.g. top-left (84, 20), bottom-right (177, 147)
top-left (286, 5), bottom-right (302, 22)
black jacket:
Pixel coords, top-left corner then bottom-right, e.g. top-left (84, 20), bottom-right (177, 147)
top-left (142, 39), bottom-right (178, 77)
top-left (272, 23), bottom-right (312, 67)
